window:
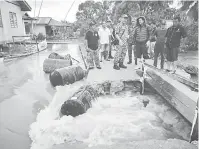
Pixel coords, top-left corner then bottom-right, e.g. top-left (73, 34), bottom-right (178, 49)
top-left (9, 12), bottom-right (18, 28)
top-left (0, 10), bottom-right (3, 27)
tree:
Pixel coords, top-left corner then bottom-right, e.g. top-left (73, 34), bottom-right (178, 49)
top-left (75, 0), bottom-right (114, 36)
top-left (177, 1), bottom-right (198, 51)
top-left (112, 1), bottom-right (175, 25)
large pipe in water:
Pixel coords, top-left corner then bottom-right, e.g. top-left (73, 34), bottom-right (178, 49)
top-left (60, 85), bottom-right (98, 117)
top-left (60, 80), bottom-right (143, 117)
top-left (49, 65), bottom-right (89, 87)
top-left (43, 58), bottom-right (72, 73)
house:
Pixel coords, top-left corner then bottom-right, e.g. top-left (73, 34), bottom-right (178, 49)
top-left (0, 0), bottom-right (32, 44)
top-left (32, 17), bottom-right (72, 37)
top-left (23, 13), bottom-right (37, 35)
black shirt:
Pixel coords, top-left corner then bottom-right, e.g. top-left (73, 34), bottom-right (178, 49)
top-left (154, 29), bottom-right (167, 43)
top-left (165, 25), bottom-right (186, 48)
top-left (85, 30), bottom-right (99, 50)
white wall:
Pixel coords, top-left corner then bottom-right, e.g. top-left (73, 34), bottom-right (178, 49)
top-left (33, 25), bottom-right (46, 36)
top-left (0, 1), bottom-right (26, 44)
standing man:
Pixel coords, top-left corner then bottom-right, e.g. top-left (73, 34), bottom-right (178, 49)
top-left (133, 16), bottom-right (150, 70)
top-left (153, 22), bottom-right (167, 69)
top-left (106, 20), bottom-right (114, 59)
top-left (98, 22), bottom-right (111, 62)
top-left (127, 18), bottom-right (136, 64)
top-left (165, 16), bottom-right (187, 73)
top-left (113, 14), bottom-right (129, 70)
top-left (85, 22), bottom-right (101, 69)
top-left (147, 22), bottom-right (156, 59)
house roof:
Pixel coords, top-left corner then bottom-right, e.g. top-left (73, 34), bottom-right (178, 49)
top-left (35, 17), bottom-right (72, 27)
top-left (48, 19), bottom-right (63, 26)
top-left (36, 17), bottom-right (52, 25)
top-left (17, 1), bottom-right (32, 11)
top-left (23, 13), bottom-right (37, 20)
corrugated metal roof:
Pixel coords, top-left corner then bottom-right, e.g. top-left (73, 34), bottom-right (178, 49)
top-left (48, 19), bottom-right (63, 26)
top-left (23, 13), bottom-right (37, 20)
top-left (35, 17), bottom-right (72, 27)
top-left (17, 0), bottom-right (32, 11)
top-left (36, 17), bottom-right (51, 25)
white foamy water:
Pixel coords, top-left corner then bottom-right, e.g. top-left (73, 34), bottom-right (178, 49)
top-left (29, 87), bottom-right (191, 149)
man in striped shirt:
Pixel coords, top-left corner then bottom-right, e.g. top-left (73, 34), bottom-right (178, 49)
top-left (133, 16), bottom-right (150, 69)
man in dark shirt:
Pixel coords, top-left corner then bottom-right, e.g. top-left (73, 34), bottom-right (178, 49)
top-left (153, 23), bottom-right (167, 69)
top-left (85, 22), bottom-right (101, 69)
top-left (165, 16), bottom-right (187, 73)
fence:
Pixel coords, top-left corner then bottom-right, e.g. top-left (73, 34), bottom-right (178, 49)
top-left (7, 35), bottom-right (47, 56)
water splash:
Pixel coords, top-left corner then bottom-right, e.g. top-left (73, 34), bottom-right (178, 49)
top-left (29, 88), bottom-right (191, 149)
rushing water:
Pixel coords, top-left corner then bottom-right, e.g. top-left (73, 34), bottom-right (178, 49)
top-left (0, 43), bottom-right (192, 149)
top-left (0, 44), bottom-right (83, 149)
top-left (29, 84), bottom-right (191, 149)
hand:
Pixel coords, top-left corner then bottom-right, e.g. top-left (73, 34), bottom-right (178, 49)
top-left (164, 44), bottom-right (167, 49)
top-left (146, 41), bottom-right (150, 46)
top-left (86, 47), bottom-right (91, 52)
top-left (119, 39), bottom-right (124, 45)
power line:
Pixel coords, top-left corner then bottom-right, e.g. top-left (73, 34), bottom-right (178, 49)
top-left (64, 0), bottom-right (76, 21)
top-left (37, 0), bottom-right (44, 18)
top-left (34, 0), bottom-right (36, 17)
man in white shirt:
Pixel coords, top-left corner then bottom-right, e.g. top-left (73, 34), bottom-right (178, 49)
top-left (98, 22), bottom-right (111, 61)
top-left (107, 20), bottom-right (114, 59)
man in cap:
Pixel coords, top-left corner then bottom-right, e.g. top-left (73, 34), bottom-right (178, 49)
top-left (113, 14), bottom-right (129, 70)
top-left (85, 22), bottom-right (101, 69)
top-left (165, 16), bottom-right (187, 73)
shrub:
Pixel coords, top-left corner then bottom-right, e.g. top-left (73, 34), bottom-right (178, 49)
top-left (37, 33), bottom-right (46, 41)
top-left (180, 21), bottom-right (198, 52)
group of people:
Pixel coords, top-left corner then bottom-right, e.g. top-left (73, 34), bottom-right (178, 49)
top-left (85, 14), bottom-right (186, 74)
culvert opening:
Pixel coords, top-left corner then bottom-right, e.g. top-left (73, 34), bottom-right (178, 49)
top-left (58, 80), bottom-right (192, 145)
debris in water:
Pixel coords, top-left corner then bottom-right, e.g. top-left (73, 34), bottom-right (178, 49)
top-left (49, 65), bottom-right (88, 87)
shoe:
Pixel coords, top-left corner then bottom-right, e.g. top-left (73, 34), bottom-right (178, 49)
top-left (127, 61), bottom-right (132, 64)
top-left (109, 56), bottom-right (114, 59)
top-left (170, 70), bottom-right (176, 74)
top-left (97, 66), bottom-right (101, 69)
top-left (119, 63), bottom-right (127, 69)
top-left (135, 59), bottom-right (137, 65)
top-left (113, 65), bottom-right (120, 70)
top-left (105, 59), bottom-right (110, 61)
top-left (134, 66), bottom-right (141, 70)
top-left (89, 67), bottom-right (94, 70)
top-left (100, 60), bottom-right (102, 62)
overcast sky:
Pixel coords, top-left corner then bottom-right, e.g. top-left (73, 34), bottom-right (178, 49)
top-left (26, 0), bottom-right (102, 22)
top-left (26, 0), bottom-right (180, 23)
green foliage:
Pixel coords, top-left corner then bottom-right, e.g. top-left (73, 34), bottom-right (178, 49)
top-left (178, 1), bottom-right (198, 51)
top-left (37, 33), bottom-right (46, 40)
top-left (180, 21), bottom-right (198, 51)
top-left (112, 1), bottom-right (175, 25)
top-left (75, 0), bottom-right (114, 36)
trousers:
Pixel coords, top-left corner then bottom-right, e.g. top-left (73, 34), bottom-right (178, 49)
top-left (114, 43), bottom-right (128, 65)
top-left (153, 42), bottom-right (165, 69)
top-left (87, 50), bottom-right (100, 68)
